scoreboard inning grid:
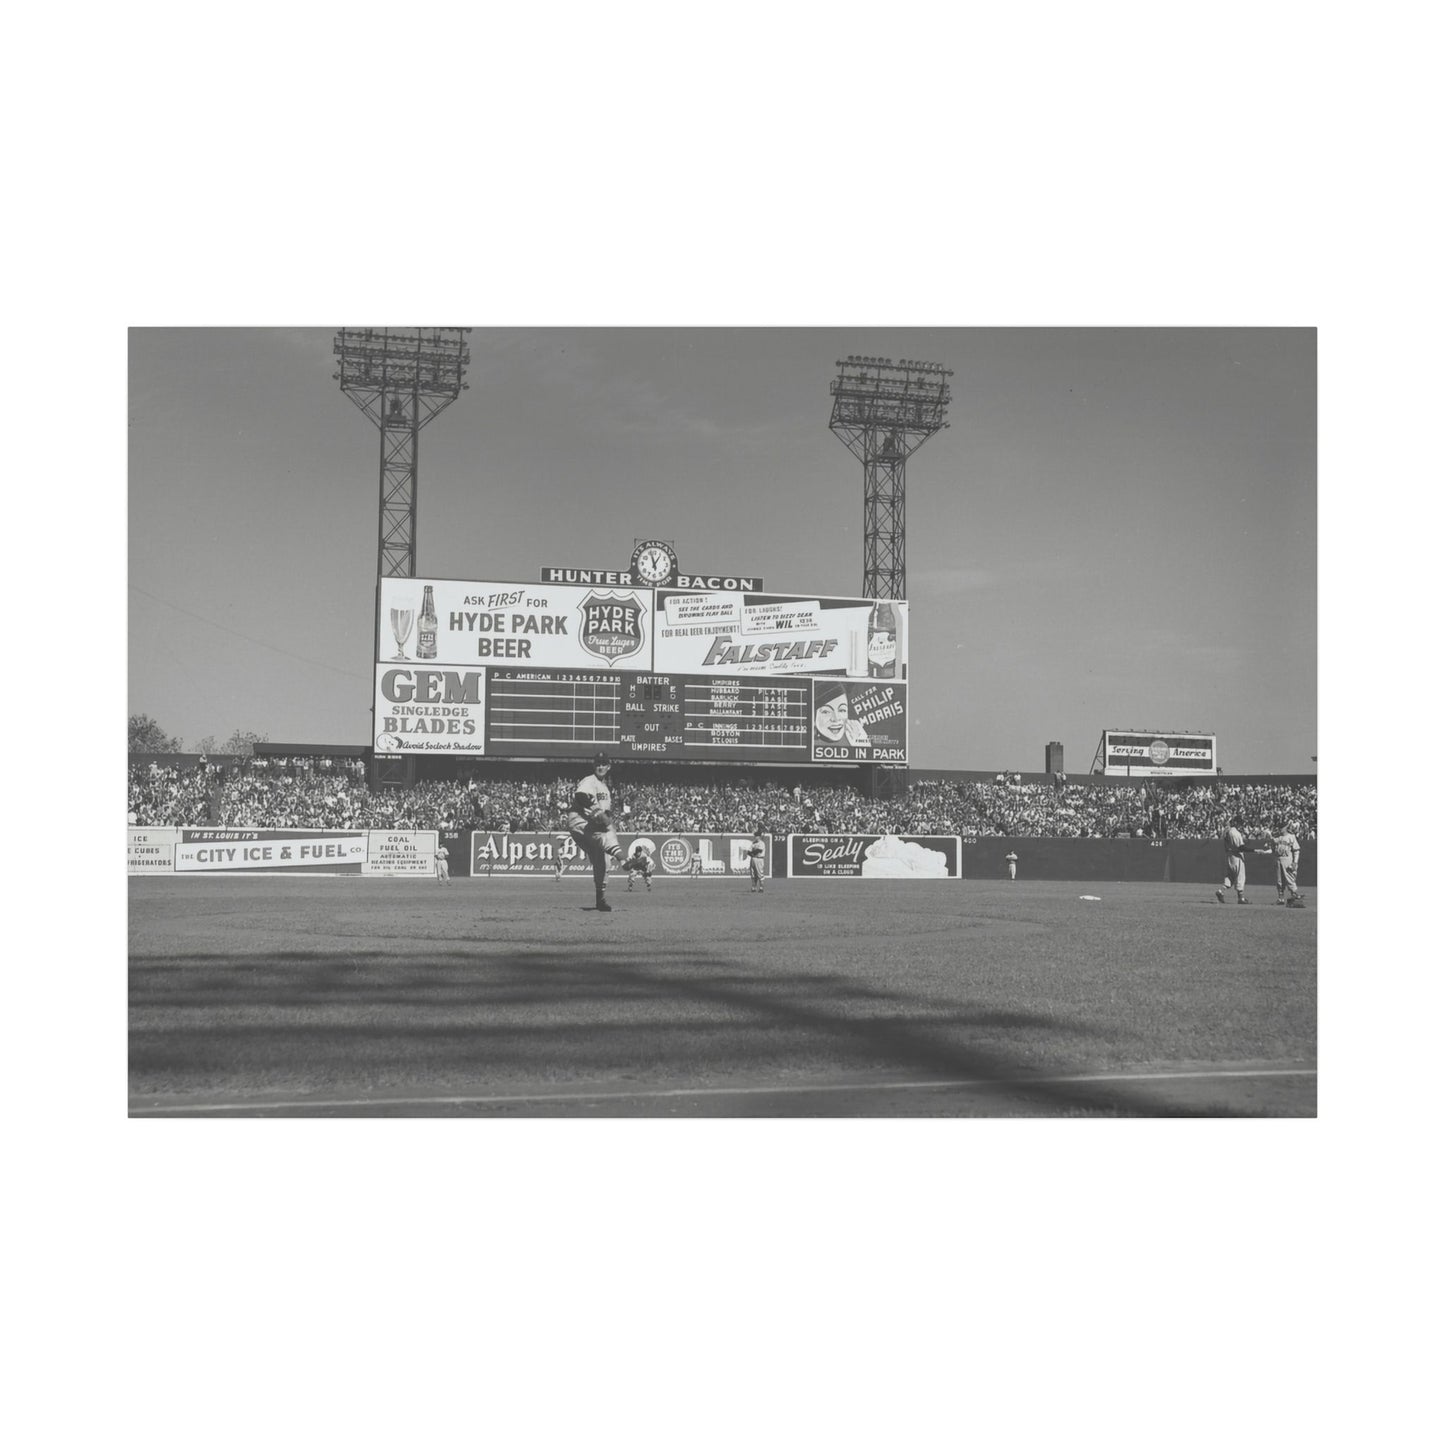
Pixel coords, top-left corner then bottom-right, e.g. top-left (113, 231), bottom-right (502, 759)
top-left (374, 575), bottom-right (909, 765)
top-left (487, 670), bottom-right (810, 758)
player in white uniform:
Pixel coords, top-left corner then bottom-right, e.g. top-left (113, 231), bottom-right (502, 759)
top-left (434, 842), bottom-right (450, 882)
top-left (747, 830), bottom-right (767, 892)
top-left (1005, 850), bottom-right (1018, 880)
top-left (1267, 819), bottom-right (1305, 907)
top-left (566, 751), bottom-right (625, 912)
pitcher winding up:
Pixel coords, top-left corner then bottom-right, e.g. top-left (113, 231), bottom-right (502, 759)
top-left (566, 752), bottom-right (626, 912)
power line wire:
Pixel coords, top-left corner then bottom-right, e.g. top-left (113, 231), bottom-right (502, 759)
top-left (129, 583), bottom-right (370, 681)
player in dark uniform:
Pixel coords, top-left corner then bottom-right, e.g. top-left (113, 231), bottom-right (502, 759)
top-left (566, 752), bottom-right (625, 911)
top-left (1215, 817), bottom-right (1250, 903)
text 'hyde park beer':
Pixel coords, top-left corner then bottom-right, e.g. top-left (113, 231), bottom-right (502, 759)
top-left (417, 585), bottom-right (438, 660)
top-left (867, 601), bottom-right (897, 678)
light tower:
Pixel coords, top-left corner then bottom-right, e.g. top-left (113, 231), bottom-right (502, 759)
top-left (333, 327), bottom-right (470, 578)
top-left (829, 355), bottom-right (952, 598)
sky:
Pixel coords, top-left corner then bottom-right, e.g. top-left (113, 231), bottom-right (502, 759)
top-left (129, 326), bottom-right (1316, 773)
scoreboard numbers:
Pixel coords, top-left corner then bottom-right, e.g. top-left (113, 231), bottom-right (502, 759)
top-left (485, 668), bottom-right (810, 759)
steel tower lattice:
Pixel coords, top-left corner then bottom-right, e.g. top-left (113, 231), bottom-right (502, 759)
top-left (828, 355), bottom-right (952, 598)
top-left (333, 328), bottom-right (470, 578)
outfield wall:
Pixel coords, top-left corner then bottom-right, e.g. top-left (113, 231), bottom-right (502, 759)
top-left (128, 828), bottom-right (439, 876)
top-left (129, 828), bottom-right (769, 880)
top-left (787, 834), bottom-right (962, 878)
top-left (131, 829), bottom-right (1314, 886)
top-left (956, 837), bottom-right (1316, 887)
top-left (470, 831), bottom-right (768, 880)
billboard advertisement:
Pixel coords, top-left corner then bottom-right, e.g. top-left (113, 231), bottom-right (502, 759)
top-left (651, 589), bottom-right (907, 681)
top-left (1101, 730), bottom-right (1218, 777)
top-left (128, 827), bottom-right (179, 874)
top-left (471, 832), bottom-right (769, 879)
top-left (379, 577), bottom-right (906, 681)
top-left (374, 577), bottom-right (910, 763)
top-left (809, 678), bottom-right (907, 763)
top-left (364, 832), bottom-right (441, 876)
top-left (379, 578), bottom-right (653, 672)
top-left (374, 663), bottom-right (489, 755)
top-left (787, 834), bottom-right (962, 878)
top-left (131, 829), bottom-right (441, 875)
top-left (174, 828), bottom-right (369, 873)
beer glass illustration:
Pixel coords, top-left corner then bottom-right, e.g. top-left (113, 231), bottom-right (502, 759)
top-left (389, 605), bottom-right (415, 660)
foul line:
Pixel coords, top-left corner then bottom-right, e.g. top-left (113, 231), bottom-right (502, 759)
top-left (130, 1067), bottom-right (1318, 1115)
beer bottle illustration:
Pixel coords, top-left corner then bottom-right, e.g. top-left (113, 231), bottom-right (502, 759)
top-left (416, 585), bottom-right (439, 660)
top-left (867, 601), bottom-right (897, 678)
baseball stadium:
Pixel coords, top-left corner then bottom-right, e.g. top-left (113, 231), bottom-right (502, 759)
top-left (128, 331), bottom-right (1317, 1118)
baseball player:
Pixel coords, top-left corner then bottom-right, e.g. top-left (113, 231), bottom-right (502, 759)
top-left (747, 829), bottom-right (767, 892)
top-left (566, 751), bottom-right (625, 912)
top-left (552, 783), bottom-right (574, 881)
top-left (434, 841), bottom-right (450, 883)
top-left (1005, 850), bottom-right (1018, 880)
top-left (623, 843), bottom-right (655, 892)
top-left (1267, 819), bottom-right (1305, 907)
top-left (1215, 816), bottom-right (1251, 903)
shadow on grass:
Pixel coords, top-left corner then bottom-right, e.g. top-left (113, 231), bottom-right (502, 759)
top-left (129, 938), bottom-right (1261, 1117)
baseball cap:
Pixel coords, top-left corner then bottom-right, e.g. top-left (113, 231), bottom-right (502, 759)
top-left (593, 751), bottom-right (611, 767)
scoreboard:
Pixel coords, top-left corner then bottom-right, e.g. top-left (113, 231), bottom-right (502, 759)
top-left (371, 575), bottom-right (911, 764)
top-left (486, 668), bottom-right (810, 759)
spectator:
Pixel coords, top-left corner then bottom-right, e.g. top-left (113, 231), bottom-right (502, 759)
top-left (127, 759), bottom-right (1318, 843)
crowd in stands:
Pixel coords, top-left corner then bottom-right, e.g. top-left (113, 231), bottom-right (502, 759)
top-left (128, 757), bottom-right (1318, 840)
top-left (127, 759), bottom-right (220, 827)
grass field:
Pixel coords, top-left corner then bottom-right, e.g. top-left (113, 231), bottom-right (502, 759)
top-left (128, 875), bottom-right (1316, 1117)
